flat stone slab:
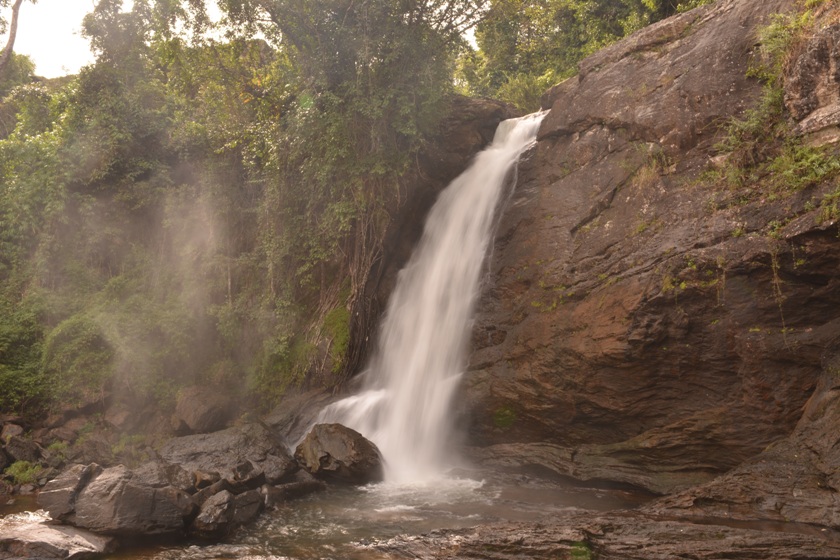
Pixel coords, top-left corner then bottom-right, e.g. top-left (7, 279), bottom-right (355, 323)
top-left (371, 513), bottom-right (840, 560)
top-left (158, 423), bottom-right (295, 482)
top-left (0, 510), bottom-right (116, 559)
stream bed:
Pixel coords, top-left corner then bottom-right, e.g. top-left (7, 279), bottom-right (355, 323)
top-left (60, 470), bottom-right (649, 560)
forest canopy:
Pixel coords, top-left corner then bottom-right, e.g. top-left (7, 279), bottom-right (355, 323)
top-left (0, 0), bottom-right (713, 416)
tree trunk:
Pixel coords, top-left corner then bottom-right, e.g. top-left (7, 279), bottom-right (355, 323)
top-left (0, 0), bottom-right (25, 77)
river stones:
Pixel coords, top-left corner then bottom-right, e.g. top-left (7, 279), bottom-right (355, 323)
top-left (33, 421), bottom-right (327, 543)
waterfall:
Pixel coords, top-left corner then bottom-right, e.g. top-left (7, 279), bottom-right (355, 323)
top-left (320, 111), bottom-right (547, 482)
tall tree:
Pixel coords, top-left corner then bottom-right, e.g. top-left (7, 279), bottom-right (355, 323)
top-left (0, 0), bottom-right (27, 77)
top-left (206, 0), bottom-right (490, 385)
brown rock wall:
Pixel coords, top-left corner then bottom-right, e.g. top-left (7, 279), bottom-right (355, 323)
top-left (462, 0), bottom-right (840, 497)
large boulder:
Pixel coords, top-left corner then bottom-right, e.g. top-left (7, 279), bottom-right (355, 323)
top-left (130, 459), bottom-right (194, 491)
top-left (172, 386), bottom-right (234, 435)
top-left (158, 423), bottom-right (296, 483)
top-left (294, 423), bottom-right (383, 484)
top-left (38, 464), bottom-right (102, 520)
top-left (191, 490), bottom-right (235, 537)
top-left (4, 436), bottom-right (41, 464)
top-left (64, 465), bottom-right (194, 536)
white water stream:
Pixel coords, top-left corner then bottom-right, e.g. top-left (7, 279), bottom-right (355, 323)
top-left (320, 111), bottom-right (547, 482)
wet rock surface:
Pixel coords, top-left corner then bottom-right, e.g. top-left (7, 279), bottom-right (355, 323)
top-left (371, 513), bottom-right (840, 560)
top-left (158, 423), bottom-right (296, 482)
top-left (30, 421), bottom-right (331, 545)
top-left (294, 423), bottom-right (384, 484)
top-left (65, 465), bottom-right (194, 536)
top-left (0, 511), bottom-right (117, 559)
top-left (643, 367), bottom-right (840, 529)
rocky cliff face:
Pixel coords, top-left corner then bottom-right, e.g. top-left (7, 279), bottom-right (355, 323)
top-left (464, 0), bottom-right (840, 523)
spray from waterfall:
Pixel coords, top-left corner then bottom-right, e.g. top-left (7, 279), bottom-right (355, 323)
top-left (320, 111), bottom-right (547, 482)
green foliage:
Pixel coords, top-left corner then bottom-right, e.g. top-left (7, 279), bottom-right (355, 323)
top-left (767, 142), bottom-right (840, 193)
top-left (713, 7), bottom-right (840, 198)
top-left (46, 440), bottom-right (69, 458)
top-left (495, 70), bottom-right (560, 116)
top-left (493, 406), bottom-right (517, 429)
top-left (715, 87), bottom-right (786, 181)
top-left (0, 298), bottom-right (46, 411)
top-left (570, 541), bottom-right (593, 560)
top-left (111, 433), bottom-right (148, 466)
top-left (249, 334), bottom-right (315, 406)
top-left (59, 64), bottom-right (172, 204)
top-left (460, 0), bottom-right (716, 110)
top-left (42, 313), bottom-right (114, 406)
top-left (819, 184), bottom-right (840, 224)
top-left (4, 0), bottom-right (475, 416)
top-left (324, 304), bottom-right (351, 374)
top-left (676, 0), bottom-right (715, 13)
top-left (748, 10), bottom-right (813, 83)
top-left (4, 460), bottom-right (43, 485)
top-left (0, 53), bottom-right (35, 98)
top-left (0, 111), bottom-right (60, 413)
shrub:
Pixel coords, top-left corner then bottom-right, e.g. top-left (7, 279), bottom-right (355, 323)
top-left (4, 460), bottom-right (43, 485)
top-left (41, 313), bottom-right (114, 407)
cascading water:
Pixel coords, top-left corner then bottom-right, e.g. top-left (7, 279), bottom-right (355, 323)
top-left (320, 111), bottom-right (547, 482)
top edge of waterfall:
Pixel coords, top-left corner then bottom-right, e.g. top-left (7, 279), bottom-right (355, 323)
top-left (492, 109), bottom-right (549, 146)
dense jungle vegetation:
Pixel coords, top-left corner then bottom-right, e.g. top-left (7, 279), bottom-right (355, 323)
top-left (0, 0), bottom-right (711, 418)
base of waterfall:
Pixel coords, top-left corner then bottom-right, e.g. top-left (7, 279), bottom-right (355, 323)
top-left (15, 467), bottom-right (840, 560)
top-left (5, 414), bottom-right (840, 559)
